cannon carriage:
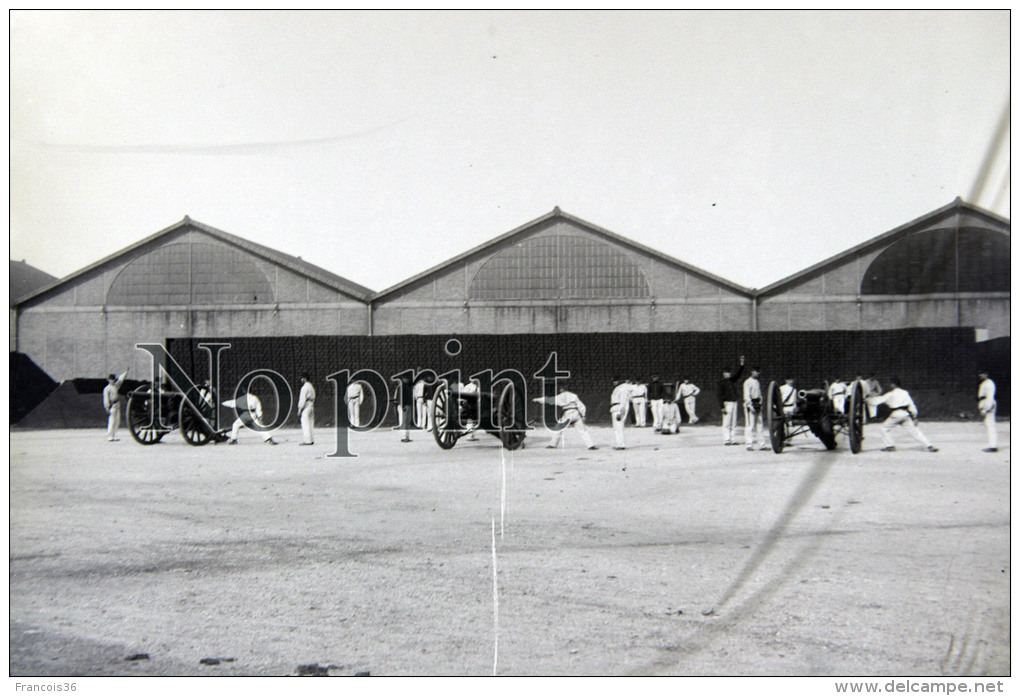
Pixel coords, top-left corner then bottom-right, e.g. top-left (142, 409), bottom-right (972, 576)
top-left (126, 383), bottom-right (230, 446)
top-left (429, 381), bottom-right (527, 451)
top-left (765, 379), bottom-right (866, 454)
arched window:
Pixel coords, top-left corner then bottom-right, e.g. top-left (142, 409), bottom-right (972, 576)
top-left (469, 235), bottom-right (651, 300)
top-left (860, 228), bottom-right (1009, 295)
top-left (106, 242), bottom-right (275, 305)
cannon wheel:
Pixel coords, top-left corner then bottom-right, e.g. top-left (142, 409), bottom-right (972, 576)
top-left (179, 393), bottom-right (219, 446)
top-left (127, 386), bottom-right (169, 445)
top-left (496, 382), bottom-right (526, 451)
top-left (430, 383), bottom-right (460, 450)
top-left (847, 379), bottom-right (866, 454)
top-left (766, 381), bottom-right (785, 453)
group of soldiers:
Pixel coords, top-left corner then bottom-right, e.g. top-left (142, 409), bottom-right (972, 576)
top-left (608, 376), bottom-right (701, 449)
top-left (714, 355), bottom-right (944, 452)
top-left (715, 358), bottom-right (1003, 454)
top-left (101, 363), bottom-right (1001, 454)
top-left (583, 359), bottom-right (999, 454)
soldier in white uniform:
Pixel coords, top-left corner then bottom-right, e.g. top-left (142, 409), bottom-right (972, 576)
top-left (659, 384), bottom-right (681, 435)
top-left (630, 379), bottom-right (649, 427)
top-left (345, 381), bottom-right (364, 427)
top-left (224, 392), bottom-right (278, 445)
top-left (413, 371), bottom-right (427, 429)
top-left (102, 370), bottom-right (128, 442)
top-left (977, 370), bottom-right (998, 452)
top-left (867, 377), bottom-right (938, 452)
top-left (423, 379), bottom-right (438, 433)
top-left (778, 378), bottom-right (797, 415)
top-left (828, 378), bottom-right (848, 414)
top-left (743, 367), bottom-right (766, 450)
top-left (610, 378), bottom-right (636, 449)
top-left (297, 373), bottom-right (315, 445)
top-left (533, 384), bottom-right (597, 450)
top-left (678, 379), bottom-right (701, 424)
top-left (459, 381), bottom-right (479, 440)
top-left (863, 374), bottom-right (882, 421)
top-left (395, 371), bottom-right (415, 443)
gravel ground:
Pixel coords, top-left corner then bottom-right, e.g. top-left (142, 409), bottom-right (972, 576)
top-left (9, 420), bottom-right (1010, 676)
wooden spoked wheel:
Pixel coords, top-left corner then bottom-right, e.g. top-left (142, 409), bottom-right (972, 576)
top-left (766, 380), bottom-right (785, 454)
top-left (430, 383), bottom-right (460, 450)
top-left (847, 380), bottom-right (866, 454)
top-left (496, 382), bottom-right (526, 451)
top-left (179, 393), bottom-right (217, 446)
top-left (127, 387), bottom-right (169, 445)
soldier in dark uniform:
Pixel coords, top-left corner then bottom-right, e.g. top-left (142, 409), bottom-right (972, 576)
top-left (717, 355), bottom-right (745, 445)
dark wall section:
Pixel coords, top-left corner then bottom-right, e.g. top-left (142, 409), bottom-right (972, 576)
top-left (166, 328), bottom-right (993, 429)
top-left (10, 352), bottom-right (57, 424)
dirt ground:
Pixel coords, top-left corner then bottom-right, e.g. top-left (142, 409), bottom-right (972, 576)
top-left (8, 419), bottom-right (1010, 677)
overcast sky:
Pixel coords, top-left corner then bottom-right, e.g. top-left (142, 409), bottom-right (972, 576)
top-left (9, 10), bottom-right (1010, 293)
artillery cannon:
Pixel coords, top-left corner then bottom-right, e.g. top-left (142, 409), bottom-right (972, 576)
top-left (430, 381), bottom-right (527, 450)
top-left (765, 379), bottom-right (866, 454)
top-left (126, 383), bottom-right (229, 446)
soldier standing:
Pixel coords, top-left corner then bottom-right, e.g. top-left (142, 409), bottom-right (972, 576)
top-left (630, 379), bottom-right (649, 427)
top-left (828, 378), bottom-right (848, 414)
top-left (395, 372), bottom-right (416, 443)
top-left (297, 372), bottom-right (315, 445)
top-left (678, 379), bottom-right (701, 423)
top-left (743, 367), bottom-right (766, 450)
top-left (863, 374), bottom-right (882, 421)
top-left (346, 381), bottom-right (364, 427)
top-left (413, 369), bottom-right (427, 429)
top-left (717, 355), bottom-right (745, 445)
top-left (779, 378), bottom-right (797, 415)
top-left (610, 377), bottom-right (636, 450)
top-left (423, 378), bottom-right (439, 432)
top-left (977, 369), bottom-right (998, 452)
top-left (648, 375), bottom-right (665, 432)
top-left (102, 370), bottom-right (128, 442)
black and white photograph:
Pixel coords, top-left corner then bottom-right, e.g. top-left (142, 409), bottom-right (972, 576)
top-left (9, 10), bottom-right (1010, 687)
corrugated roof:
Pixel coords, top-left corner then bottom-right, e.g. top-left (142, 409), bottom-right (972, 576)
top-left (371, 207), bottom-right (755, 300)
top-left (756, 198), bottom-right (1011, 297)
top-left (13, 217), bottom-right (374, 306)
top-left (13, 201), bottom-right (1008, 309)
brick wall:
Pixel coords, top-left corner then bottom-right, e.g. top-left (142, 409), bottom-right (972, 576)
top-left (166, 328), bottom-right (993, 431)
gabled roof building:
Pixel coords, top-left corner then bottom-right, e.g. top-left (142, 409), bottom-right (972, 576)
top-left (369, 207), bottom-right (755, 335)
top-left (756, 198), bottom-right (1009, 339)
top-left (10, 200), bottom-right (1009, 390)
top-left (12, 217), bottom-right (372, 381)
